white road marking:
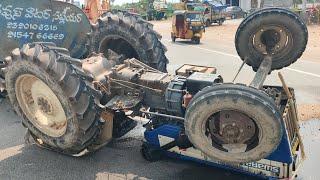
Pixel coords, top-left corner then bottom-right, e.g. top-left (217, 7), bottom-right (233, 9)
top-left (286, 68), bottom-right (320, 78)
top-left (193, 46), bottom-right (239, 58)
top-left (164, 39), bottom-right (320, 78)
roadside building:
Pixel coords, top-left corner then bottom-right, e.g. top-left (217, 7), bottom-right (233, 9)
top-left (219, 0), bottom-right (253, 11)
top-left (220, 0), bottom-right (293, 11)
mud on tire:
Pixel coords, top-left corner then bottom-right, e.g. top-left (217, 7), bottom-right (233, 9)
top-left (5, 43), bottom-right (103, 155)
top-left (91, 10), bottom-right (168, 72)
top-left (185, 84), bottom-right (283, 164)
top-left (235, 8), bottom-right (308, 71)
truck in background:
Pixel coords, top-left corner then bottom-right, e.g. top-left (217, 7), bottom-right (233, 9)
top-left (202, 0), bottom-right (227, 26)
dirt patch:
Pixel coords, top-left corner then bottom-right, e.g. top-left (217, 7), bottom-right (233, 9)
top-left (303, 25), bottom-right (320, 62)
top-left (298, 104), bottom-right (320, 121)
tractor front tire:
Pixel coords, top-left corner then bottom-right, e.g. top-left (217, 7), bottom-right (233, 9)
top-left (236, 8), bottom-right (308, 71)
top-left (185, 84), bottom-right (283, 164)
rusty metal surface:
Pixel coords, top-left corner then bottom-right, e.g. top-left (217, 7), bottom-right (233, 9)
top-left (208, 110), bottom-right (257, 153)
top-left (93, 111), bottom-right (114, 146)
top-left (0, 0), bottom-right (91, 60)
top-left (175, 64), bottom-right (217, 77)
top-left (252, 26), bottom-right (290, 55)
top-left (106, 95), bottom-right (142, 110)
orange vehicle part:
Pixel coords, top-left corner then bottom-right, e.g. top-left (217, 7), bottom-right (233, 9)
top-left (84, 0), bottom-right (110, 23)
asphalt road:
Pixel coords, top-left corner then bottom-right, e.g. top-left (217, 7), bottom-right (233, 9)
top-left (0, 19), bottom-right (319, 180)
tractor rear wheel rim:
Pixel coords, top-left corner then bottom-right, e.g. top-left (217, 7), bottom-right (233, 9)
top-left (15, 74), bottom-right (67, 138)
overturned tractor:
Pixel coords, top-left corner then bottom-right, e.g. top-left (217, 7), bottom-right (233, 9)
top-left (0, 2), bottom-right (308, 178)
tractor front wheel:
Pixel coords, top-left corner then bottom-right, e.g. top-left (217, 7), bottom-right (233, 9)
top-left (236, 8), bottom-right (308, 71)
top-left (185, 84), bottom-right (283, 164)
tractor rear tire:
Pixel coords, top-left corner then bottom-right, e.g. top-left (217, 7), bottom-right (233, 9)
top-left (92, 11), bottom-right (168, 72)
top-left (235, 8), bottom-right (308, 71)
top-left (5, 43), bottom-right (103, 155)
top-left (185, 84), bottom-right (283, 164)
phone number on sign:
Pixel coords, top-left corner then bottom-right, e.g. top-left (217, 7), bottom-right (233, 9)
top-left (7, 22), bottom-right (58, 31)
top-left (8, 31), bottom-right (65, 40)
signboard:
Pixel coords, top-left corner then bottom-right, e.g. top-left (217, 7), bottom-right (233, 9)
top-left (0, 0), bottom-right (92, 60)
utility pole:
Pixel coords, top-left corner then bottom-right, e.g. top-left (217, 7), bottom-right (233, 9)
top-left (302, 0), bottom-right (307, 22)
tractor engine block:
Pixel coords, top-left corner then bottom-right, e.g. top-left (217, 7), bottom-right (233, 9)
top-left (81, 54), bottom-right (223, 117)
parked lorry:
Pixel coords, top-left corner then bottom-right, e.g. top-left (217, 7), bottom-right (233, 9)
top-left (146, 0), bottom-right (168, 20)
top-left (202, 0), bottom-right (227, 26)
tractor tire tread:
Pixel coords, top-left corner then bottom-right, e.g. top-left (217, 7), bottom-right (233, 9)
top-left (92, 10), bottom-right (168, 72)
top-left (5, 43), bottom-right (103, 155)
top-left (235, 8), bottom-right (308, 71)
top-left (185, 83), bottom-right (283, 164)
